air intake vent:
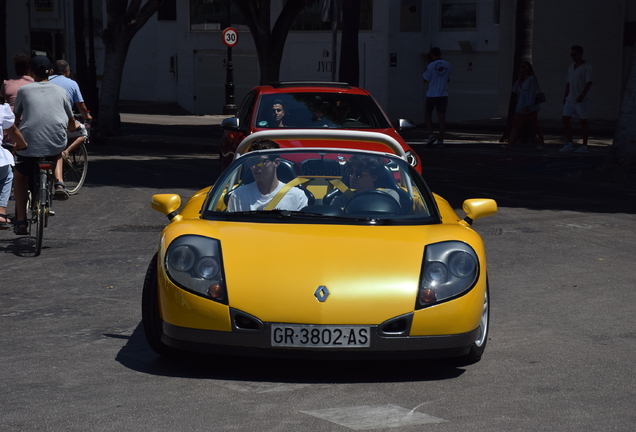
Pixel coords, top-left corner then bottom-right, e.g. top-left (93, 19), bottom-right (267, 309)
top-left (231, 309), bottom-right (265, 333)
top-left (378, 313), bottom-right (413, 337)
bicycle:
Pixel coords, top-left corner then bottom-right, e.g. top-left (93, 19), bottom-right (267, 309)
top-left (62, 120), bottom-right (89, 195)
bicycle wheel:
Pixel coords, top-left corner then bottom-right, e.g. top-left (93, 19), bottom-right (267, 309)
top-left (33, 180), bottom-right (46, 256)
top-left (63, 143), bottom-right (88, 195)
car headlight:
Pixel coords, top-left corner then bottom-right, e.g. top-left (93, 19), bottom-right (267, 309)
top-left (405, 150), bottom-right (418, 167)
top-left (416, 241), bottom-right (479, 309)
top-left (165, 235), bottom-right (227, 304)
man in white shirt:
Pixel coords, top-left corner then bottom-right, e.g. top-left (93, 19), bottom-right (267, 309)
top-left (227, 140), bottom-right (308, 212)
top-left (423, 47), bottom-right (451, 148)
top-left (560, 45), bottom-right (593, 153)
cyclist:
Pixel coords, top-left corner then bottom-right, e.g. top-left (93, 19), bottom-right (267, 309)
top-left (49, 60), bottom-right (91, 195)
top-left (12, 55), bottom-right (76, 235)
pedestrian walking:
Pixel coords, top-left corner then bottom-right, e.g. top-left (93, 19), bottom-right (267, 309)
top-left (560, 45), bottom-right (593, 153)
top-left (503, 61), bottom-right (546, 150)
top-left (423, 47), bottom-right (451, 148)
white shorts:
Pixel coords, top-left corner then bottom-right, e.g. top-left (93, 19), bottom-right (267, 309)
top-left (68, 122), bottom-right (88, 140)
top-left (563, 100), bottom-right (589, 120)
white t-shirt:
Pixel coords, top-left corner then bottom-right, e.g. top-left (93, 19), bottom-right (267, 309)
top-left (423, 59), bottom-right (451, 97)
top-left (566, 62), bottom-right (593, 104)
top-left (1, 103), bottom-right (16, 167)
top-left (227, 180), bottom-right (308, 212)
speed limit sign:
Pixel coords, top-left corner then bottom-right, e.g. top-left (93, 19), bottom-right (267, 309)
top-left (222, 27), bottom-right (238, 48)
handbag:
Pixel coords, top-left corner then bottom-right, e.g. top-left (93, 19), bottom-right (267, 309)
top-left (534, 78), bottom-right (546, 104)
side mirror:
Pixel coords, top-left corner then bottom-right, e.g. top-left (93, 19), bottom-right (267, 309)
top-left (221, 117), bottom-right (241, 132)
top-left (151, 194), bottom-right (182, 222)
top-left (462, 199), bottom-right (497, 225)
top-left (395, 118), bottom-right (415, 131)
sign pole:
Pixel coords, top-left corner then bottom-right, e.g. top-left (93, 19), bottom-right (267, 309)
top-left (222, 7), bottom-right (238, 116)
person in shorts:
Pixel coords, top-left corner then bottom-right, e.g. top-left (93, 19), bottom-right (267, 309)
top-left (560, 46), bottom-right (593, 153)
top-left (12, 56), bottom-right (76, 235)
top-left (423, 47), bottom-right (451, 148)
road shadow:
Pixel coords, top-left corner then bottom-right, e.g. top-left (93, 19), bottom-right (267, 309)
top-left (112, 323), bottom-right (467, 383)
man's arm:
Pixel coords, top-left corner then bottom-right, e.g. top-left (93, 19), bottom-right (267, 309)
top-left (576, 82), bottom-right (593, 103)
top-left (6, 124), bottom-right (28, 151)
top-left (563, 82), bottom-right (570, 104)
top-left (74, 101), bottom-right (92, 123)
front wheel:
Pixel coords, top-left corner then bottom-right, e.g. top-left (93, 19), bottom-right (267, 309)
top-left (141, 253), bottom-right (179, 357)
top-left (458, 282), bottom-right (490, 364)
top-left (63, 143), bottom-right (88, 195)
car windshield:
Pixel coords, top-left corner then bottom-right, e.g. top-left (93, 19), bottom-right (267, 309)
top-left (203, 149), bottom-right (438, 225)
top-left (253, 93), bottom-right (392, 129)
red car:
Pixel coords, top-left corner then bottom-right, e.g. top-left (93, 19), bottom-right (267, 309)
top-left (220, 81), bottom-right (421, 172)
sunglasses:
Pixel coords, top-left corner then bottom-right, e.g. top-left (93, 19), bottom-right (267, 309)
top-left (346, 168), bottom-right (370, 178)
top-left (249, 158), bottom-right (272, 168)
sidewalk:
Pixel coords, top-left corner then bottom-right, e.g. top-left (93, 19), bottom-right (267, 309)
top-left (110, 100), bottom-right (615, 150)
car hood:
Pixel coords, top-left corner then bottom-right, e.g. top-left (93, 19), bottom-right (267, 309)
top-left (167, 220), bottom-right (484, 325)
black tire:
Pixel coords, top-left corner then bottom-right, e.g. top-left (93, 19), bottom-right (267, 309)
top-left (458, 282), bottom-right (490, 365)
top-left (141, 253), bottom-right (179, 357)
top-left (63, 143), bottom-right (88, 195)
top-left (34, 202), bottom-right (45, 256)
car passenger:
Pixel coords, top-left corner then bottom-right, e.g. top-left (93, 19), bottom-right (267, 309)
top-left (227, 139), bottom-right (308, 212)
top-left (330, 155), bottom-right (400, 209)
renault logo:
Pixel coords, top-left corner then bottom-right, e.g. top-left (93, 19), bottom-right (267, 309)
top-left (314, 285), bottom-right (329, 302)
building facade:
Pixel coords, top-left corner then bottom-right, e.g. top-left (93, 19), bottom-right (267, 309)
top-left (6, 0), bottom-right (635, 124)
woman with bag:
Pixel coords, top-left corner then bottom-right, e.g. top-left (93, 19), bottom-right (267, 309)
top-left (504, 61), bottom-right (546, 150)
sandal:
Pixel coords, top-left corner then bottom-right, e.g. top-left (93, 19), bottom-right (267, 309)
top-left (0, 214), bottom-right (11, 230)
top-left (54, 181), bottom-right (70, 200)
top-left (14, 220), bottom-right (28, 235)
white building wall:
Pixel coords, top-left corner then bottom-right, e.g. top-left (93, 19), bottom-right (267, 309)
top-left (116, 0), bottom-right (629, 123)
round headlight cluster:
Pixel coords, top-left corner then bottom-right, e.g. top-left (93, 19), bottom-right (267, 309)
top-left (417, 241), bottom-right (479, 309)
top-left (165, 236), bottom-right (226, 303)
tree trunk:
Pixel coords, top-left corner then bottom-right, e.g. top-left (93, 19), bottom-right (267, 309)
top-left (339, 0), bottom-right (361, 86)
top-left (235, 0), bottom-right (308, 85)
top-left (500, 0), bottom-right (533, 142)
top-left (94, 0), bottom-right (161, 139)
top-left (606, 45), bottom-right (636, 167)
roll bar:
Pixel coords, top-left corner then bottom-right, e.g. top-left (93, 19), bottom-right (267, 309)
top-left (233, 129), bottom-right (407, 162)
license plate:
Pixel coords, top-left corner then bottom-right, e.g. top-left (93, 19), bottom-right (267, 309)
top-left (271, 324), bottom-right (370, 348)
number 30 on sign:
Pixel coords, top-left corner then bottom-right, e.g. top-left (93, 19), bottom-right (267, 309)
top-left (222, 28), bottom-right (238, 48)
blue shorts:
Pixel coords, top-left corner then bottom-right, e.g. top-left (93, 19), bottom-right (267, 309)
top-left (563, 100), bottom-right (589, 120)
top-left (425, 96), bottom-right (449, 114)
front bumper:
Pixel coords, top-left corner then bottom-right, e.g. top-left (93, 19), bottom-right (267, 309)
top-left (162, 320), bottom-right (478, 360)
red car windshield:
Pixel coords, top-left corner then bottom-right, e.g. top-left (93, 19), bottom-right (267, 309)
top-left (254, 93), bottom-right (392, 129)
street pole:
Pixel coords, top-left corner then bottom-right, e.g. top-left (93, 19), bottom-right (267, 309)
top-left (223, 1), bottom-right (237, 115)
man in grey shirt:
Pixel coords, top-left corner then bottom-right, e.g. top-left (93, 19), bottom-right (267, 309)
top-left (13, 56), bottom-right (76, 234)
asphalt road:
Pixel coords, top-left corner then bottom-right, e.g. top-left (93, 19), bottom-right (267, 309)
top-left (1, 139), bottom-right (635, 431)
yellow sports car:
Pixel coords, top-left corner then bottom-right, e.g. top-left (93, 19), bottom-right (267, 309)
top-left (143, 130), bottom-right (497, 362)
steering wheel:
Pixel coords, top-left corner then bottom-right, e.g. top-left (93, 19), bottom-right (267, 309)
top-left (344, 190), bottom-right (402, 215)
